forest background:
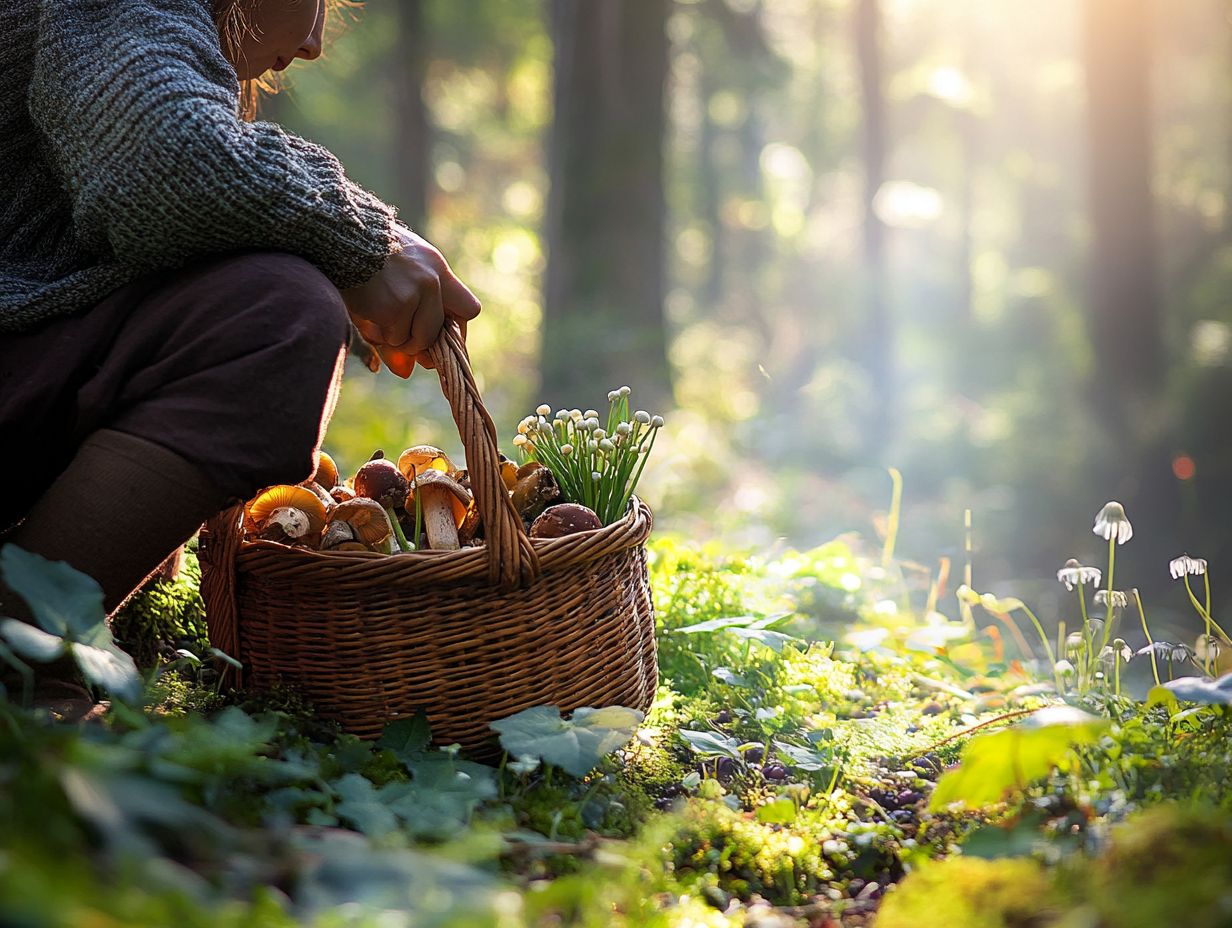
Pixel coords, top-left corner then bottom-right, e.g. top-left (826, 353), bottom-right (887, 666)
top-left (272, 0), bottom-right (1232, 643)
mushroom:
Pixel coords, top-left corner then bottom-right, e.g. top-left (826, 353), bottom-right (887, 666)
top-left (406, 470), bottom-right (472, 550)
top-left (312, 451), bottom-right (339, 490)
top-left (320, 519), bottom-right (357, 551)
top-left (511, 465), bottom-right (561, 524)
top-left (498, 455), bottom-right (518, 491)
top-left (330, 498), bottom-right (393, 552)
top-left (353, 458), bottom-right (413, 551)
top-left (330, 485), bottom-right (356, 503)
top-left (246, 485), bottom-right (328, 545)
top-left (396, 445), bottom-right (454, 481)
top-left (530, 503), bottom-right (602, 538)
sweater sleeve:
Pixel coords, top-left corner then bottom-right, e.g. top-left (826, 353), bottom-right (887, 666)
top-left (28, 0), bottom-right (399, 289)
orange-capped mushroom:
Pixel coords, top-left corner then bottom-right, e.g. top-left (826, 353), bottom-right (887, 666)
top-left (397, 445), bottom-right (455, 480)
top-left (312, 451), bottom-right (339, 489)
top-left (246, 485), bottom-right (328, 544)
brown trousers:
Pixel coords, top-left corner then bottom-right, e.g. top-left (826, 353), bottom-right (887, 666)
top-left (0, 251), bottom-right (351, 533)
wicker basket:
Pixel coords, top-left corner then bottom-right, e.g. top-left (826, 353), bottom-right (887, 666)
top-left (198, 324), bottom-right (657, 756)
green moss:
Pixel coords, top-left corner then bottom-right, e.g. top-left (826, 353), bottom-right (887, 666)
top-left (1078, 803), bottom-right (1232, 928)
top-left (110, 549), bottom-right (208, 667)
top-left (875, 856), bottom-right (1059, 928)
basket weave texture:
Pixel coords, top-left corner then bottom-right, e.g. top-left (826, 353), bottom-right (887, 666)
top-left (198, 324), bottom-right (658, 754)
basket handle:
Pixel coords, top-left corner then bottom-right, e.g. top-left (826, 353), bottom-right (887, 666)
top-left (426, 321), bottom-right (540, 589)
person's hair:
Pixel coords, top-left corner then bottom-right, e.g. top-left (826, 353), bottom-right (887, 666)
top-left (213, 0), bottom-right (356, 121)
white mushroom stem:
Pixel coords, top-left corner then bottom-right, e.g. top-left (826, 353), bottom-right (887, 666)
top-left (421, 489), bottom-right (460, 550)
top-left (267, 507), bottom-right (310, 539)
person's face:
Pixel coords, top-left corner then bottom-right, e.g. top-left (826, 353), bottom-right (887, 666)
top-left (227, 0), bottom-right (326, 81)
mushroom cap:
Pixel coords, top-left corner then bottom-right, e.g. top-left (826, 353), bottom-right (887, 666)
top-left (330, 485), bottom-right (357, 503)
top-left (320, 519), bottom-right (357, 550)
top-left (397, 445), bottom-right (454, 480)
top-left (515, 460), bottom-right (543, 481)
top-left (511, 466), bottom-right (561, 522)
top-left (247, 485), bottom-right (328, 536)
top-left (530, 503), bottom-right (602, 538)
top-left (405, 469), bottom-right (472, 528)
top-left (499, 459), bottom-right (519, 491)
top-left (312, 451), bottom-right (339, 489)
top-left (330, 497), bottom-right (393, 547)
top-left (354, 458), bottom-right (409, 509)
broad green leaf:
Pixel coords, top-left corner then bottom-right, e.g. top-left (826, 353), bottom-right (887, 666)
top-left (772, 740), bottom-right (833, 772)
top-left (678, 729), bottom-right (744, 760)
top-left (929, 708), bottom-right (1109, 811)
top-left (961, 813), bottom-right (1057, 859)
top-left (1162, 673), bottom-right (1232, 706)
top-left (1145, 685), bottom-right (1180, 713)
top-left (673, 614), bottom-right (761, 634)
top-left (712, 667), bottom-right (751, 687)
top-left (0, 618), bottom-right (66, 662)
top-left (728, 627), bottom-right (799, 653)
top-left (379, 711), bottom-right (434, 765)
top-left (71, 642), bottom-right (141, 704)
top-left (0, 545), bottom-right (105, 638)
top-left (755, 798), bottom-right (797, 824)
top-left (333, 773), bottom-right (398, 837)
top-left (490, 704), bottom-right (643, 777)
top-left (382, 756), bottom-right (497, 840)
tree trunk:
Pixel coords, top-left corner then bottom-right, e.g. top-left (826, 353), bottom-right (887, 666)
top-left (543, 0), bottom-right (673, 412)
top-left (1083, 0), bottom-right (1177, 569)
top-left (391, 0), bottom-right (431, 232)
top-left (854, 0), bottom-right (894, 458)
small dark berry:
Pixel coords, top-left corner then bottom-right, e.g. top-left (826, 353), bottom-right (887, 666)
top-left (891, 809), bottom-right (915, 824)
top-left (746, 745), bottom-right (765, 764)
top-left (715, 710), bottom-right (732, 724)
top-left (715, 756), bottom-right (736, 778)
top-left (762, 762), bottom-right (788, 781)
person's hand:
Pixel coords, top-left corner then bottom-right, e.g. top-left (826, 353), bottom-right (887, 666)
top-left (341, 226), bottom-right (481, 378)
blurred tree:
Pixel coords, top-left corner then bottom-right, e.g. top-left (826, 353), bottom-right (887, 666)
top-left (1082, 0), bottom-right (1179, 556)
top-left (855, 0), bottom-right (894, 459)
top-left (390, 0), bottom-right (431, 231)
top-left (543, 0), bottom-right (673, 410)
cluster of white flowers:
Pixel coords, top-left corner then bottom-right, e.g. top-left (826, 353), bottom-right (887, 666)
top-left (509, 388), bottom-right (665, 525)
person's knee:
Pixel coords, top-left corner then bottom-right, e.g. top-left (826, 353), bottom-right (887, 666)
top-left (109, 251), bottom-right (353, 499)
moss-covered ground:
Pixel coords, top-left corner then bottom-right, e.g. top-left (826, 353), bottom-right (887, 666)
top-left (3, 528), bottom-right (1232, 927)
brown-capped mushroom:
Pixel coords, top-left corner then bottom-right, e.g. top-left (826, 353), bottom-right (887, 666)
top-left (246, 485), bottom-right (328, 545)
top-left (354, 458), bottom-right (413, 551)
top-left (312, 451), bottom-right (339, 489)
top-left (530, 503), bottom-right (602, 538)
top-left (406, 470), bottom-right (472, 550)
top-left (499, 455), bottom-right (518, 491)
top-left (320, 519), bottom-right (357, 551)
top-left (396, 445), bottom-right (454, 481)
top-left (330, 485), bottom-right (357, 503)
top-left (511, 465), bottom-right (561, 524)
top-left (515, 460), bottom-right (543, 480)
top-left (330, 497), bottom-right (393, 551)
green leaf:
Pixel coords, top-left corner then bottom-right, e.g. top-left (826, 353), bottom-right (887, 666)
top-left (712, 667), bottom-right (751, 687)
top-left (379, 711), bottom-right (434, 765)
top-left (728, 626), bottom-right (799, 653)
top-left (961, 813), bottom-right (1056, 859)
top-left (490, 704), bottom-right (643, 777)
top-left (755, 798), bottom-right (797, 824)
top-left (0, 618), bottom-right (66, 662)
top-left (333, 773), bottom-right (398, 838)
top-left (772, 739), bottom-right (833, 772)
top-left (382, 755), bottom-right (497, 840)
top-left (1161, 673), bottom-right (1232, 706)
top-left (71, 642), bottom-right (141, 704)
top-left (678, 729), bottom-right (744, 760)
top-left (929, 708), bottom-right (1109, 812)
top-left (0, 545), bottom-right (105, 638)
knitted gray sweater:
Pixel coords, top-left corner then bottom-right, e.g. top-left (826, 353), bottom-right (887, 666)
top-left (0, 0), bottom-right (399, 334)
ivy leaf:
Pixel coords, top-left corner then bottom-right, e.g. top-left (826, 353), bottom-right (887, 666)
top-left (678, 729), bottom-right (744, 761)
top-left (929, 707), bottom-right (1109, 811)
top-left (728, 627), bottom-right (799, 653)
top-left (379, 711), bottom-right (434, 765)
top-left (712, 667), bottom-right (751, 687)
top-left (0, 618), bottom-right (66, 662)
top-left (333, 773), bottom-right (398, 838)
top-left (71, 642), bottom-right (141, 704)
top-left (0, 545), bottom-right (105, 638)
top-left (490, 705), bottom-right (643, 777)
top-left (382, 756), bottom-right (497, 840)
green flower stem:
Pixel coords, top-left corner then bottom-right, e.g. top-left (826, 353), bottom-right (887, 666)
top-left (1015, 603), bottom-right (1061, 695)
top-left (1135, 592), bottom-right (1161, 688)
top-left (385, 506), bottom-right (413, 552)
top-left (1104, 535), bottom-right (1116, 634)
top-left (1183, 574), bottom-right (1232, 642)
top-left (1076, 587), bottom-right (1094, 689)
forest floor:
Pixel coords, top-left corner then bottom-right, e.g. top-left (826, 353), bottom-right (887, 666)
top-left (2, 524), bottom-right (1231, 927)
